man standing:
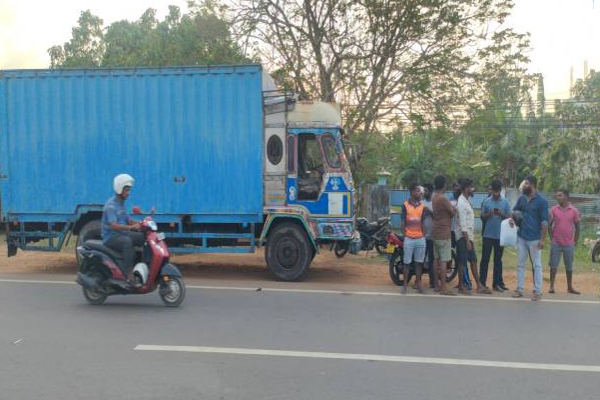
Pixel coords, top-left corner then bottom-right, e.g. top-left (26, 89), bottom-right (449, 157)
top-left (422, 183), bottom-right (437, 289)
top-left (400, 183), bottom-right (427, 294)
top-left (548, 189), bottom-right (581, 294)
top-left (456, 179), bottom-right (492, 295)
top-left (511, 175), bottom-right (549, 301)
top-left (452, 181), bottom-right (473, 288)
top-left (479, 180), bottom-right (511, 292)
top-left (432, 175), bottom-right (456, 295)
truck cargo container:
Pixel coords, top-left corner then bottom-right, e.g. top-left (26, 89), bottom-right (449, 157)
top-left (0, 64), bottom-right (356, 281)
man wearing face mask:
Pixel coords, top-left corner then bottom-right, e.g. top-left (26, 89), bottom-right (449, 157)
top-left (510, 175), bottom-right (549, 301)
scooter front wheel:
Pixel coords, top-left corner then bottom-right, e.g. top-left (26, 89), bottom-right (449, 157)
top-left (159, 277), bottom-right (186, 307)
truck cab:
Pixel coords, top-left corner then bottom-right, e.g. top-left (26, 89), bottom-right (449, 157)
top-left (260, 92), bottom-right (356, 280)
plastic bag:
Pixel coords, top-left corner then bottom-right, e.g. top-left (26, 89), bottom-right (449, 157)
top-left (500, 219), bottom-right (518, 248)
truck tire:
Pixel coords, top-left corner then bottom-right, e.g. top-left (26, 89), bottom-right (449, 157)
top-left (76, 219), bottom-right (102, 267)
top-left (265, 223), bottom-right (313, 281)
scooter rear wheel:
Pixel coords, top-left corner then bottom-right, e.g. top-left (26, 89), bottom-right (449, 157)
top-left (82, 286), bottom-right (107, 305)
top-left (159, 277), bottom-right (186, 307)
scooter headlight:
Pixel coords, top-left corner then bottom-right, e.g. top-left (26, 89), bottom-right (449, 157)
top-left (147, 221), bottom-right (158, 231)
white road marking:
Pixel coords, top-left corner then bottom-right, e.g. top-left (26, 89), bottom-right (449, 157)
top-left (0, 278), bottom-right (598, 305)
top-left (134, 344), bottom-right (600, 373)
top-left (0, 278), bottom-right (75, 285)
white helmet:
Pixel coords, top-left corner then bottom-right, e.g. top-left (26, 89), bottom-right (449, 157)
top-left (113, 174), bottom-right (135, 195)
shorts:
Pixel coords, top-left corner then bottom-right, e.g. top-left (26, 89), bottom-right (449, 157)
top-left (457, 237), bottom-right (477, 264)
top-left (549, 243), bottom-right (574, 271)
top-left (433, 239), bottom-right (452, 262)
top-left (403, 237), bottom-right (426, 265)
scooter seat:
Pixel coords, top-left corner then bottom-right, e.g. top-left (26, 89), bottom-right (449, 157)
top-left (84, 240), bottom-right (124, 261)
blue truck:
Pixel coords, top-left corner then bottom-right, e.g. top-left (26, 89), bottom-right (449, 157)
top-left (0, 64), bottom-right (356, 281)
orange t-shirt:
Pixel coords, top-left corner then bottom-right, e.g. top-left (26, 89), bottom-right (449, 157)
top-left (402, 200), bottom-right (425, 239)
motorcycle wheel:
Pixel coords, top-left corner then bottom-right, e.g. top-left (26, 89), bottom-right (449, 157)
top-left (444, 248), bottom-right (459, 283)
top-left (334, 241), bottom-right (349, 258)
top-left (592, 243), bottom-right (600, 263)
top-left (159, 277), bottom-right (186, 307)
top-left (389, 249), bottom-right (413, 286)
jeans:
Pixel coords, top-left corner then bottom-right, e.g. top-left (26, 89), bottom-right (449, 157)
top-left (453, 232), bottom-right (472, 287)
top-left (517, 237), bottom-right (543, 294)
top-left (426, 239), bottom-right (435, 286)
top-left (479, 238), bottom-right (504, 287)
top-left (105, 231), bottom-right (145, 275)
top-left (457, 237), bottom-right (476, 287)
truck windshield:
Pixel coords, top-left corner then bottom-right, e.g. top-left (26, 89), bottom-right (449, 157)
top-left (321, 134), bottom-right (342, 169)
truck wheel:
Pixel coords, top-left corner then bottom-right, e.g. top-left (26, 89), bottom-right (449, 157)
top-left (76, 220), bottom-right (102, 267)
top-left (266, 223), bottom-right (313, 281)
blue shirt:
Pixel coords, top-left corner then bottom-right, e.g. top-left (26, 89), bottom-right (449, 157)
top-left (481, 197), bottom-right (510, 239)
top-left (101, 196), bottom-right (130, 242)
top-left (513, 193), bottom-right (549, 241)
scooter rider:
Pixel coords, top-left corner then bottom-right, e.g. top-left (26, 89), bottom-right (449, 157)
top-left (102, 174), bottom-right (144, 278)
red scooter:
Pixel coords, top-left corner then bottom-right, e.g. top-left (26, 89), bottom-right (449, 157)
top-left (76, 217), bottom-right (186, 307)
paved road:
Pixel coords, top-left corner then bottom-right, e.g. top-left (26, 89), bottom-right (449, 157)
top-left (1, 277), bottom-right (600, 400)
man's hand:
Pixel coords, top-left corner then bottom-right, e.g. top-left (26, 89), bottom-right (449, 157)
top-left (130, 222), bottom-right (142, 231)
top-left (538, 240), bottom-right (544, 250)
top-left (467, 241), bottom-right (473, 251)
top-left (508, 218), bottom-right (515, 228)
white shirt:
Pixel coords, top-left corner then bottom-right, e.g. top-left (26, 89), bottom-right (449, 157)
top-left (457, 194), bottom-right (475, 241)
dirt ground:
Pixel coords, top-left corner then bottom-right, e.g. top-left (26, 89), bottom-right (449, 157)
top-left (1, 247), bottom-right (598, 296)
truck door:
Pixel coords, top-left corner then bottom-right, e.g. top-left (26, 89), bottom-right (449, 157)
top-left (286, 131), bottom-right (351, 218)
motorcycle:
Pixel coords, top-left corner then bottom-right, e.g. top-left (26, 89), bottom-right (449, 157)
top-left (592, 229), bottom-right (600, 263)
top-left (76, 217), bottom-right (186, 307)
top-left (332, 217), bottom-right (391, 258)
top-left (385, 233), bottom-right (458, 286)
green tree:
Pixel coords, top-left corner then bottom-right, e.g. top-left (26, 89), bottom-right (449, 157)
top-left (233, 0), bottom-right (531, 182)
top-left (48, 10), bottom-right (105, 68)
top-left (49, 1), bottom-right (250, 68)
top-left (536, 71), bottom-right (600, 192)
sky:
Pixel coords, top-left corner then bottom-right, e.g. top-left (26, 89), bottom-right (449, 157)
top-left (0, 0), bottom-right (599, 99)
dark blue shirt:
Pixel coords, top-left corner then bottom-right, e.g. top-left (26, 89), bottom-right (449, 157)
top-left (513, 193), bottom-right (549, 241)
top-left (481, 197), bottom-right (510, 239)
top-left (101, 196), bottom-right (130, 242)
